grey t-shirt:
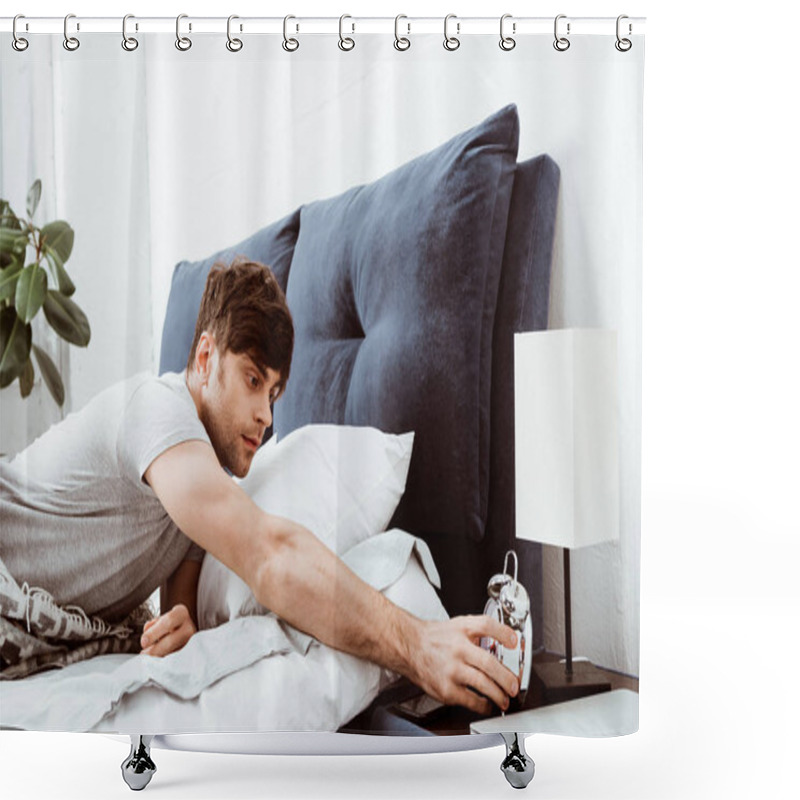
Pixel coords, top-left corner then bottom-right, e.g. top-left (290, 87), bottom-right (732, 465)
top-left (0, 370), bottom-right (211, 622)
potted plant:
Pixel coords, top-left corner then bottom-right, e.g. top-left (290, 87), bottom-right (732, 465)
top-left (0, 180), bottom-right (90, 406)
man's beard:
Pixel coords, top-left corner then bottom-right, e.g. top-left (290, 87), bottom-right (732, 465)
top-left (199, 401), bottom-right (243, 476)
top-left (197, 363), bottom-right (247, 477)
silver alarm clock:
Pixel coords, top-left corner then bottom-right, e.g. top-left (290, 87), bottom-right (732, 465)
top-left (480, 550), bottom-right (532, 709)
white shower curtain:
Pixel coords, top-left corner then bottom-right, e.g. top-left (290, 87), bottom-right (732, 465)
top-left (1, 15), bottom-right (642, 735)
top-left (3, 1), bottom-right (798, 798)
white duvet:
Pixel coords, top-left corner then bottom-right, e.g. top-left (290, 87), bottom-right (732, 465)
top-left (0, 530), bottom-right (449, 733)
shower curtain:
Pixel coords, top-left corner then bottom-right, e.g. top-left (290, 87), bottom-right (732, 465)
top-left (1, 16), bottom-right (643, 743)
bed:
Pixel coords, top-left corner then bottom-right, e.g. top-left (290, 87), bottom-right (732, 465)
top-left (0, 104), bottom-right (560, 789)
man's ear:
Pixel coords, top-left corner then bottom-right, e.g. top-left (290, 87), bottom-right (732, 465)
top-left (193, 331), bottom-right (216, 385)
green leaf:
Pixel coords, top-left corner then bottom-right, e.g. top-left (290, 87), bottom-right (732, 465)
top-left (40, 221), bottom-right (74, 265)
top-left (26, 180), bottom-right (42, 218)
top-left (44, 250), bottom-right (76, 296)
top-left (43, 290), bottom-right (91, 346)
top-left (33, 343), bottom-right (65, 406)
top-left (0, 306), bottom-right (33, 388)
top-left (0, 259), bottom-right (24, 303)
top-left (19, 356), bottom-right (34, 398)
top-left (0, 244), bottom-right (22, 271)
top-left (15, 263), bottom-right (48, 323)
top-left (0, 200), bottom-right (23, 230)
top-left (0, 227), bottom-right (28, 256)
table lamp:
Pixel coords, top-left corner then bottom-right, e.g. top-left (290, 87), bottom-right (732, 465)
top-left (514, 329), bottom-right (620, 704)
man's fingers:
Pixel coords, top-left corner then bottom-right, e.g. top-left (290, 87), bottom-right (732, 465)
top-left (459, 620), bottom-right (520, 700)
top-left (459, 687), bottom-right (493, 716)
top-left (141, 620), bottom-right (168, 649)
top-left (460, 664), bottom-right (511, 711)
top-left (141, 619), bottom-right (156, 641)
top-left (141, 606), bottom-right (192, 649)
top-left (141, 616), bottom-right (179, 650)
top-left (141, 624), bottom-right (191, 657)
top-left (141, 630), bottom-right (178, 657)
top-left (468, 614), bottom-right (518, 650)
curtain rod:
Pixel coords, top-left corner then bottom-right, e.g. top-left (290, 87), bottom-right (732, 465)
top-left (1, 16), bottom-right (646, 37)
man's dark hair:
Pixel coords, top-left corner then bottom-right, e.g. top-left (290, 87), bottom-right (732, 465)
top-left (187, 257), bottom-right (294, 394)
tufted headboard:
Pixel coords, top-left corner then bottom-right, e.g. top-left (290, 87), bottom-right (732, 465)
top-left (159, 105), bottom-right (560, 638)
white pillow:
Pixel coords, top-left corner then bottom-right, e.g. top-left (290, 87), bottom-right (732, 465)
top-left (198, 424), bottom-right (414, 630)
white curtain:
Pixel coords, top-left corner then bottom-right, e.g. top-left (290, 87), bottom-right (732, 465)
top-left (1, 37), bottom-right (152, 435)
top-left (1, 31), bottom-right (642, 677)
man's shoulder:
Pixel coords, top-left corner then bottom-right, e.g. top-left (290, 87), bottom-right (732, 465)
top-left (124, 370), bottom-right (193, 412)
top-left (118, 370), bottom-right (210, 486)
top-left (119, 370), bottom-right (203, 438)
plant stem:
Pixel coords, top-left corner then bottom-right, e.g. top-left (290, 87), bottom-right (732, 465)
top-left (31, 222), bottom-right (41, 262)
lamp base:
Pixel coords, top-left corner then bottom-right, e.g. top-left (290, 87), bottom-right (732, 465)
top-left (533, 659), bottom-right (612, 705)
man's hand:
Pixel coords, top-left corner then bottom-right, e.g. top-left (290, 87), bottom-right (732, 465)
top-left (408, 615), bottom-right (521, 714)
top-left (140, 603), bottom-right (197, 657)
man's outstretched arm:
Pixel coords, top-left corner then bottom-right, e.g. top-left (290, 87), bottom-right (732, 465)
top-left (145, 439), bottom-right (520, 714)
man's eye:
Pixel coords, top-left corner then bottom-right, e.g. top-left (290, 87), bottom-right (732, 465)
top-left (249, 375), bottom-right (259, 388)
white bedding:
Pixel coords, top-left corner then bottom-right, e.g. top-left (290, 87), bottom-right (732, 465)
top-left (0, 530), bottom-right (449, 733)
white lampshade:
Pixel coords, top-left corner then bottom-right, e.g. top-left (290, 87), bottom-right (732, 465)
top-left (514, 329), bottom-right (620, 550)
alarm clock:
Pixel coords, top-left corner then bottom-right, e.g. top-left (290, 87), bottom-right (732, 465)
top-left (480, 550), bottom-right (532, 710)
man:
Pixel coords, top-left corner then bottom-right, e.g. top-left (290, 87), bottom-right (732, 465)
top-left (0, 258), bottom-right (519, 715)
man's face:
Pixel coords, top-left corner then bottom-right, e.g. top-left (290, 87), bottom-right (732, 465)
top-left (197, 343), bottom-right (282, 478)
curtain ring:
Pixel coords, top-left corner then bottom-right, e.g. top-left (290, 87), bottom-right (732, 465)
top-left (443, 13), bottom-right (460, 51)
top-left (226, 15), bottom-right (243, 52)
top-left (12, 14), bottom-right (29, 51)
top-left (121, 14), bottom-right (138, 51)
top-left (338, 14), bottom-right (355, 51)
top-left (394, 14), bottom-right (410, 51)
top-left (499, 13), bottom-right (515, 51)
top-left (282, 15), bottom-right (299, 52)
top-left (63, 13), bottom-right (80, 51)
top-left (553, 14), bottom-right (571, 51)
top-left (615, 14), bottom-right (632, 52)
top-left (175, 13), bottom-right (192, 51)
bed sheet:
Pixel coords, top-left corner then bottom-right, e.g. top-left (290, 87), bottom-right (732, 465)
top-left (0, 530), bottom-right (448, 733)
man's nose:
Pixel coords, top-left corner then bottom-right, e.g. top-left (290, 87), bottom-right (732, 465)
top-left (257, 400), bottom-right (272, 429)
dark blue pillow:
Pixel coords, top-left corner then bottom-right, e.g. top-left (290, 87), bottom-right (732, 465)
top-left (158, 209), bottom-right (301, 376)
top-left (274, 105), bottom-right (520, 543)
